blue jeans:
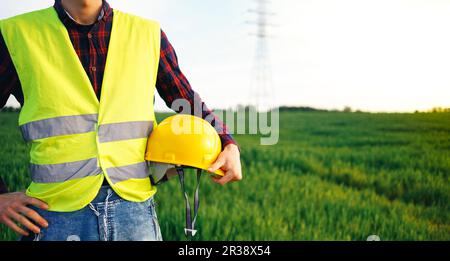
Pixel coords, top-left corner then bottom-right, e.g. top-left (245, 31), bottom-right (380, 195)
top-left (25, 186), bottom-right (162, 241)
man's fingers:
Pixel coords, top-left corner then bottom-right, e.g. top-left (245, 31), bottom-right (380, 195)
top-left (18, 206), bottom-right (48, 228)
top-left (3, 217), bottom-right (29, 236)
top-left (208, 156), bottom-right (226, 172)
top-left (26, 197), bottom-right (49, 210)
top-left (212, 170), bottom-right (235, 186)
top-left (8, 210), bottom-right (41, 234)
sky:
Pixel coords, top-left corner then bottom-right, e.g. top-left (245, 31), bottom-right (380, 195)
top-left (1, 0), bottom-right (450, 112)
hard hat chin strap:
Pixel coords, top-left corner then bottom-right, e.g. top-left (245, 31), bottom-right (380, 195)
top-left (176, 166), bottom-right (202, 237)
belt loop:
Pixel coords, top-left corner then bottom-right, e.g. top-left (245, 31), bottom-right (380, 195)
top-left (88, 203), bottom-right (100, 217)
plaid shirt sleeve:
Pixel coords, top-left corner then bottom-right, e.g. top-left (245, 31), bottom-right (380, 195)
top-left (0, 32), bottom-right (23, 109)
top-left (0, 32), bottom-right (21, 193)
top-left (156, 30), bottom-right (238, 149)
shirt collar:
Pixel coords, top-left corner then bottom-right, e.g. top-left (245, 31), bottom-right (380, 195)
top-left (54, 0), bottom-right (112, 27)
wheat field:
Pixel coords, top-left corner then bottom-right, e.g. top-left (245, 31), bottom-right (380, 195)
top-left (0, 111), bottom-right (449, 241)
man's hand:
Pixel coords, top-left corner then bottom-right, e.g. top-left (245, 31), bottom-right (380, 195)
top-left (0, 192), bottom-right (49, 236)
top-left (208, 144), bottom-right (242, 185)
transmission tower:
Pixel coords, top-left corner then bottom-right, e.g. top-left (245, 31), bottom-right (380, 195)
top-left (247, 0), bottom-right (276, 111)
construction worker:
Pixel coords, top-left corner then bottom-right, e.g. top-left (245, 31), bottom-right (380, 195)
top-left (0, 0), bottom-right (242, 241)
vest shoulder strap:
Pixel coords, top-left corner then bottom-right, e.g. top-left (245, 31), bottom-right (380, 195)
top-left (0, 7), bottom-right (56, 32)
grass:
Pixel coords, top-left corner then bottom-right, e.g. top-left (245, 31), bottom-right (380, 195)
top-left (0, 111), bottom-right (449, 240)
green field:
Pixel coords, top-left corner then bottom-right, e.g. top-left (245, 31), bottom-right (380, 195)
top-left (0, 111), bottom-right (449, 241)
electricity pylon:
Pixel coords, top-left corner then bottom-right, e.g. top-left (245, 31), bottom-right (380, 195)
top-left (247, 0), bottom-right (276, 111)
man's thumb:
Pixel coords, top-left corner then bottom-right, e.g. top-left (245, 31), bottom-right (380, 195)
top-left (208, 156), bottom-right (225, 172)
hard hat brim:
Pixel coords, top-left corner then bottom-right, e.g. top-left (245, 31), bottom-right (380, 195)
top-left (147, 159), bottom-right (225, 177)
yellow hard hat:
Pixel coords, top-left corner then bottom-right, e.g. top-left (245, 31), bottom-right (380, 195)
top-left (145, 114), bottom-right (224, 176)
top-left (145, 114), bottom-right (225, 237)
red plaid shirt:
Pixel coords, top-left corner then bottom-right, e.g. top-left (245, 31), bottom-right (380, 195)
top-left (0, 0), bottom-right (236, 148)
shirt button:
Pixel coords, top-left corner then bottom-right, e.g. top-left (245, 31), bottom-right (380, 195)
top-left (91, 66), bottom-right (96, 72)
top-left (87, 33), bottom-right (93, 39)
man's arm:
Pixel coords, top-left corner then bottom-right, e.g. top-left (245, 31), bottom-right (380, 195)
top-left (0, 32), bottom-right (23, 109)
top-left (0, 178), bottom-right (7, 194)
top-left (0, 33), bottom-right (17, 195)
top-left (0, 32), bottom-right (48, 236)
top-left (156, 30), bottom-right (242, 185)
top-left (0, 32), bottom-right (20, 195)
top-left (156, 30), bottom-right (238, 148)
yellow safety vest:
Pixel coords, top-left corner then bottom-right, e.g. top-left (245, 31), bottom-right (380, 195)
top-left (0, 7), bottom-right (160, 212)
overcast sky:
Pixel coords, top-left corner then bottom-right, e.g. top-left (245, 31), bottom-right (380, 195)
top-left (1, 0), bottom-right (450, 112)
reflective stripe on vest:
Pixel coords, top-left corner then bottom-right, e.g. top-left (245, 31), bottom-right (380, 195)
top-left (0, 7), bottom-right (161, 211)
top-left (98, 121), bottom-right (154, 143)
top-left (20, 114), bottom-right (153, 143)
top-left (107, 162), bottom-right (149, 184)
top-left (31, 159), bottom-right (149, 185)
top-left (20, 114), bottom-right (98, 142)
top-left (30, 158), bottom-right (102, 183)
top-left (21, 115), bottom-right (154, 184)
